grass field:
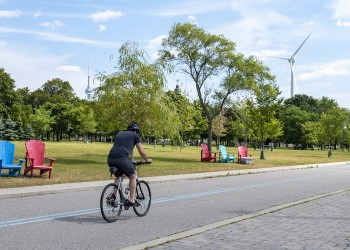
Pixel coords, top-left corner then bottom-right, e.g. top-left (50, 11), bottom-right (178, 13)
top-left (1, 141), bottom-right (350, 188)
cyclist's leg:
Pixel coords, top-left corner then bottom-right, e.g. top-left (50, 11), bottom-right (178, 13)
top-left (109, 157), bottom-right (137, 203)
top-left (128, 174), bottom-right (137, 202)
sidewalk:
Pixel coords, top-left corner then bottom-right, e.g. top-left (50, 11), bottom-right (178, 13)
top-left (134, 188), bottom-right (350, 250)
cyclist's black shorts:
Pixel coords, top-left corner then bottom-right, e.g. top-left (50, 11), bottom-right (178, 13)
top-left (107, 157), bottom-right (135, 177)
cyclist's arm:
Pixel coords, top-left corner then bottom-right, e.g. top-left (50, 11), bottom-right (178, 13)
top-left (136, 143), bottom-right (152, 163)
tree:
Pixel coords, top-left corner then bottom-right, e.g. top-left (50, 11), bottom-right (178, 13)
top-left (159, 22), bottom-right (274, 151)
top-left (212, 111), bottom-right (227, 145)
top-left (266, 118), bottom-right (284, 150)
top-left (0, 68), bottom-right (20, 119)
top-left (69, 104), bottom-right (97, 141)
top-left (279, 106), bottom-right (318, 148)
top-left (284, 94), bottom-right (319, 114)
top-left (302, 121), bottom-right (323, 149)
top-left (247, 82), bottom-right (282, 159)
top-left (320, 106), bottom-right (347, 156)
top-left (95, 42), bottom-right (180, 139)
top-left (29, 106), bottom-right (54, 139)
top-left (0, 118), bottom-right (18, 140)
top-left (166, 90), bottom-right (197, 147)
top-left (41, 78), bottom-right (76, 103)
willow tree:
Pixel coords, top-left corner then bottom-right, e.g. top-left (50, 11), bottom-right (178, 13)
top-left (95, 42), bottom-right (180, 140)
top-left (159, 22), bottom-right (274, 151)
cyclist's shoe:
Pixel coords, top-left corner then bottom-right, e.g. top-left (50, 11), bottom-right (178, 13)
top-left (107, 194), bottom-right (116, 206)
top-left (127, 200), bottom-right (140, 207)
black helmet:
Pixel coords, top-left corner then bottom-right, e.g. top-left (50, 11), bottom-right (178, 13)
top-left (127, 121), bottom-right (140, 134)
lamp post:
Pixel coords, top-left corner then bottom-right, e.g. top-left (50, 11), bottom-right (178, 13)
top-left (343, 125), bottom-right (347, 152)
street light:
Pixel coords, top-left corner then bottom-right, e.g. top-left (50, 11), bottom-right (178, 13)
top-left (343, 125), bottom-right (347, 152)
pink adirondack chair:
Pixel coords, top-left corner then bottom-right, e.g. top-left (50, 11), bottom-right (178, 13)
top-left (237, 146), bottom-right (253, 164)
top-left (200, 143), bottom-right (217, 162)
top-left (24, 140), bottom-right (56, 179)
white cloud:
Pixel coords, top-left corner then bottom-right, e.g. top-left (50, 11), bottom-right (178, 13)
top-left (299, 60), bottom-right (350, 80)
top-left (336, 20), bottom-right (350, 27)
top-left (99, 25), bottom-right (106, 32)
top-left (188, 15), bottom-right (197, 23)
top-left (149, 1), bottom-right (230, 16)
top-left (0, 27), bottom-right (120, 47)
top-left (90, 10), bottom-right (123, 22)
top-left (147, 35), bottom-right (166, 59)
top-left (0, 10), bottom-right (22, 17)
top-left (41, 20), bottom-right (64, 30)
top-left (34, 11), bottom-right (43, 18)
top-left (55, 65), bottom-right (82, 72)
top-left (329, 0), bottom-right (350, 19)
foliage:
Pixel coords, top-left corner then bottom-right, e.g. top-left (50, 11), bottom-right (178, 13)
top-left (159, 22), bottom-right (274, 151)
top-left (0, 68), bottom-right (20, 120)
top-left (247, 82), bottom-right (282, 158)
top-left (95, 42), bottom-right (180, 140)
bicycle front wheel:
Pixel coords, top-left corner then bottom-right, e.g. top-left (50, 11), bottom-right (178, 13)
top-left (100, 183), bottom-right (122, 223)
top-left (133, 180), bottom-right (151, 217)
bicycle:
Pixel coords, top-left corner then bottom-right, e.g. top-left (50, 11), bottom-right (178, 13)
top-left (100, 161), bottom-right (152, 223)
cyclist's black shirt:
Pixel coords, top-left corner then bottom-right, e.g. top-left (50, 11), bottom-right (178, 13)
top-left (108, 131), bottom-right (141, 159)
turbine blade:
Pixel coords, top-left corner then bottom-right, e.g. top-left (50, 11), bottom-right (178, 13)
top-left (265, 55), bottom-right (289, 60)
top-left (291, 33), bottom-right (311, 58)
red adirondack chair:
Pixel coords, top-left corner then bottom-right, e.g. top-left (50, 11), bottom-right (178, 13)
top-left (200, 143), bottom-right (217, 162)
top-left (237, 146), bottom-right (253, 164)
top-left (24, 140), bottom-right (56, 179)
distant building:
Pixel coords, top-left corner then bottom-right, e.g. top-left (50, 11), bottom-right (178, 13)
top-left (175, 79), bottom-right (182, 94)
top-left (85, 66), bottom-right (93, 100)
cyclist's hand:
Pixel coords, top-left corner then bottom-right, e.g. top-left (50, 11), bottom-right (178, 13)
top-left (146, 158), bottom-right (152, 164)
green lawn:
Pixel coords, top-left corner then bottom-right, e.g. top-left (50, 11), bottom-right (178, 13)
top-left (1, 141), bottom-right (350, 188)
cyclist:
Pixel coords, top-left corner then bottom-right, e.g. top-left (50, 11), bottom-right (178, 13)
top-left (107, 121), bottom-right (152, 207)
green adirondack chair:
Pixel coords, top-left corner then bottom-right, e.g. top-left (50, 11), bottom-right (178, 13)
top-left (218, 145), bottom-right (235, 163)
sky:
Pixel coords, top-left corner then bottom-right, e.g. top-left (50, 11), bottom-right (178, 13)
top-left (1, 0), bottom-right (350, 108)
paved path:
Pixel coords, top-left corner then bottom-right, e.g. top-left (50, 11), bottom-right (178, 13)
top-left (2, 162), bottom-right (350, 249)
top-left (127, 187), bottom-right (350, 250)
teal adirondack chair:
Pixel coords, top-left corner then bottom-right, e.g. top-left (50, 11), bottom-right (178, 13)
top-left (0, 140), bottom-right (24, 177)
top-left (218, 145), bottom-right (235, 163)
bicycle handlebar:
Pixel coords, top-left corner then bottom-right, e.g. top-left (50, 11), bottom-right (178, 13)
top-left (132, 161), bottom-right (152, 166)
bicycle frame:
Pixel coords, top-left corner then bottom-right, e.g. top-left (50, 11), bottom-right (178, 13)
top-left (100, 161), bottom-right (152, 222)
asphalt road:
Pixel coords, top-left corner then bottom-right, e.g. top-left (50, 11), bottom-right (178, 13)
top-left (1, 163), bottom-right (350, 249)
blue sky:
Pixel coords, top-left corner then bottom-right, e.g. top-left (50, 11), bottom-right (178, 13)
top-left (1, 0), bottom-right (350, 108)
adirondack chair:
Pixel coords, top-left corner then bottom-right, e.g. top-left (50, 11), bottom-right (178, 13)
top-left (200, 143), bottom-right (217, 162)
top-left (237, 146), bottom-right (253, 164)
top-left (0, 140), bottom-right (24, 177)
top-left (24, 140), bottom-right (56, 179)
top-left (218, 145), bottom-right (235, 163)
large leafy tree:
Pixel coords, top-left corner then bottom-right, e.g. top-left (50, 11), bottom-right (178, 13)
top-left (320, 106), bottom-right (347, 156)
top-left (29, 106), bottom-right (54, 139)
top-left (159, 22), bottom-right (274, 151)
top-left (0, 68), bottom-right (20, 119)
top-left (42, 78), bottom-right (76, 103)
top-left (279, 106), bottom-right (318, 148)
top-left (247, 82), bottom-right (282, 159)
top-left (95, 42), bottom-right (180, 139)
top-left (166, 90), bottom-right (197, 146)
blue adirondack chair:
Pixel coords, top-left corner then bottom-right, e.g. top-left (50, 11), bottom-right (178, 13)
top-left (218, 145), bottom-right (235, 163)
top-left (0, 140), bottom-right (24, 177)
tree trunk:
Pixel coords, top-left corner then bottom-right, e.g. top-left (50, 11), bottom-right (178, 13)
top-left (207, 119), bottom-right (213, 152)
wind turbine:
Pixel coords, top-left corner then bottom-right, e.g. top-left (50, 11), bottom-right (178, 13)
top-left (269, 33), bottom-right (311, 98)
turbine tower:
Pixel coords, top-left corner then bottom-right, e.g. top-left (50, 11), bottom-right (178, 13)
top-left (270, 33), bottom-right (311, 98)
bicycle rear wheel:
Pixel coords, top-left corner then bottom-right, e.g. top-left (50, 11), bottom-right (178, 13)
top-left (133, 180), bottom-right (151, 217)
top-left (100, 183), bottom-right (122, 223)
